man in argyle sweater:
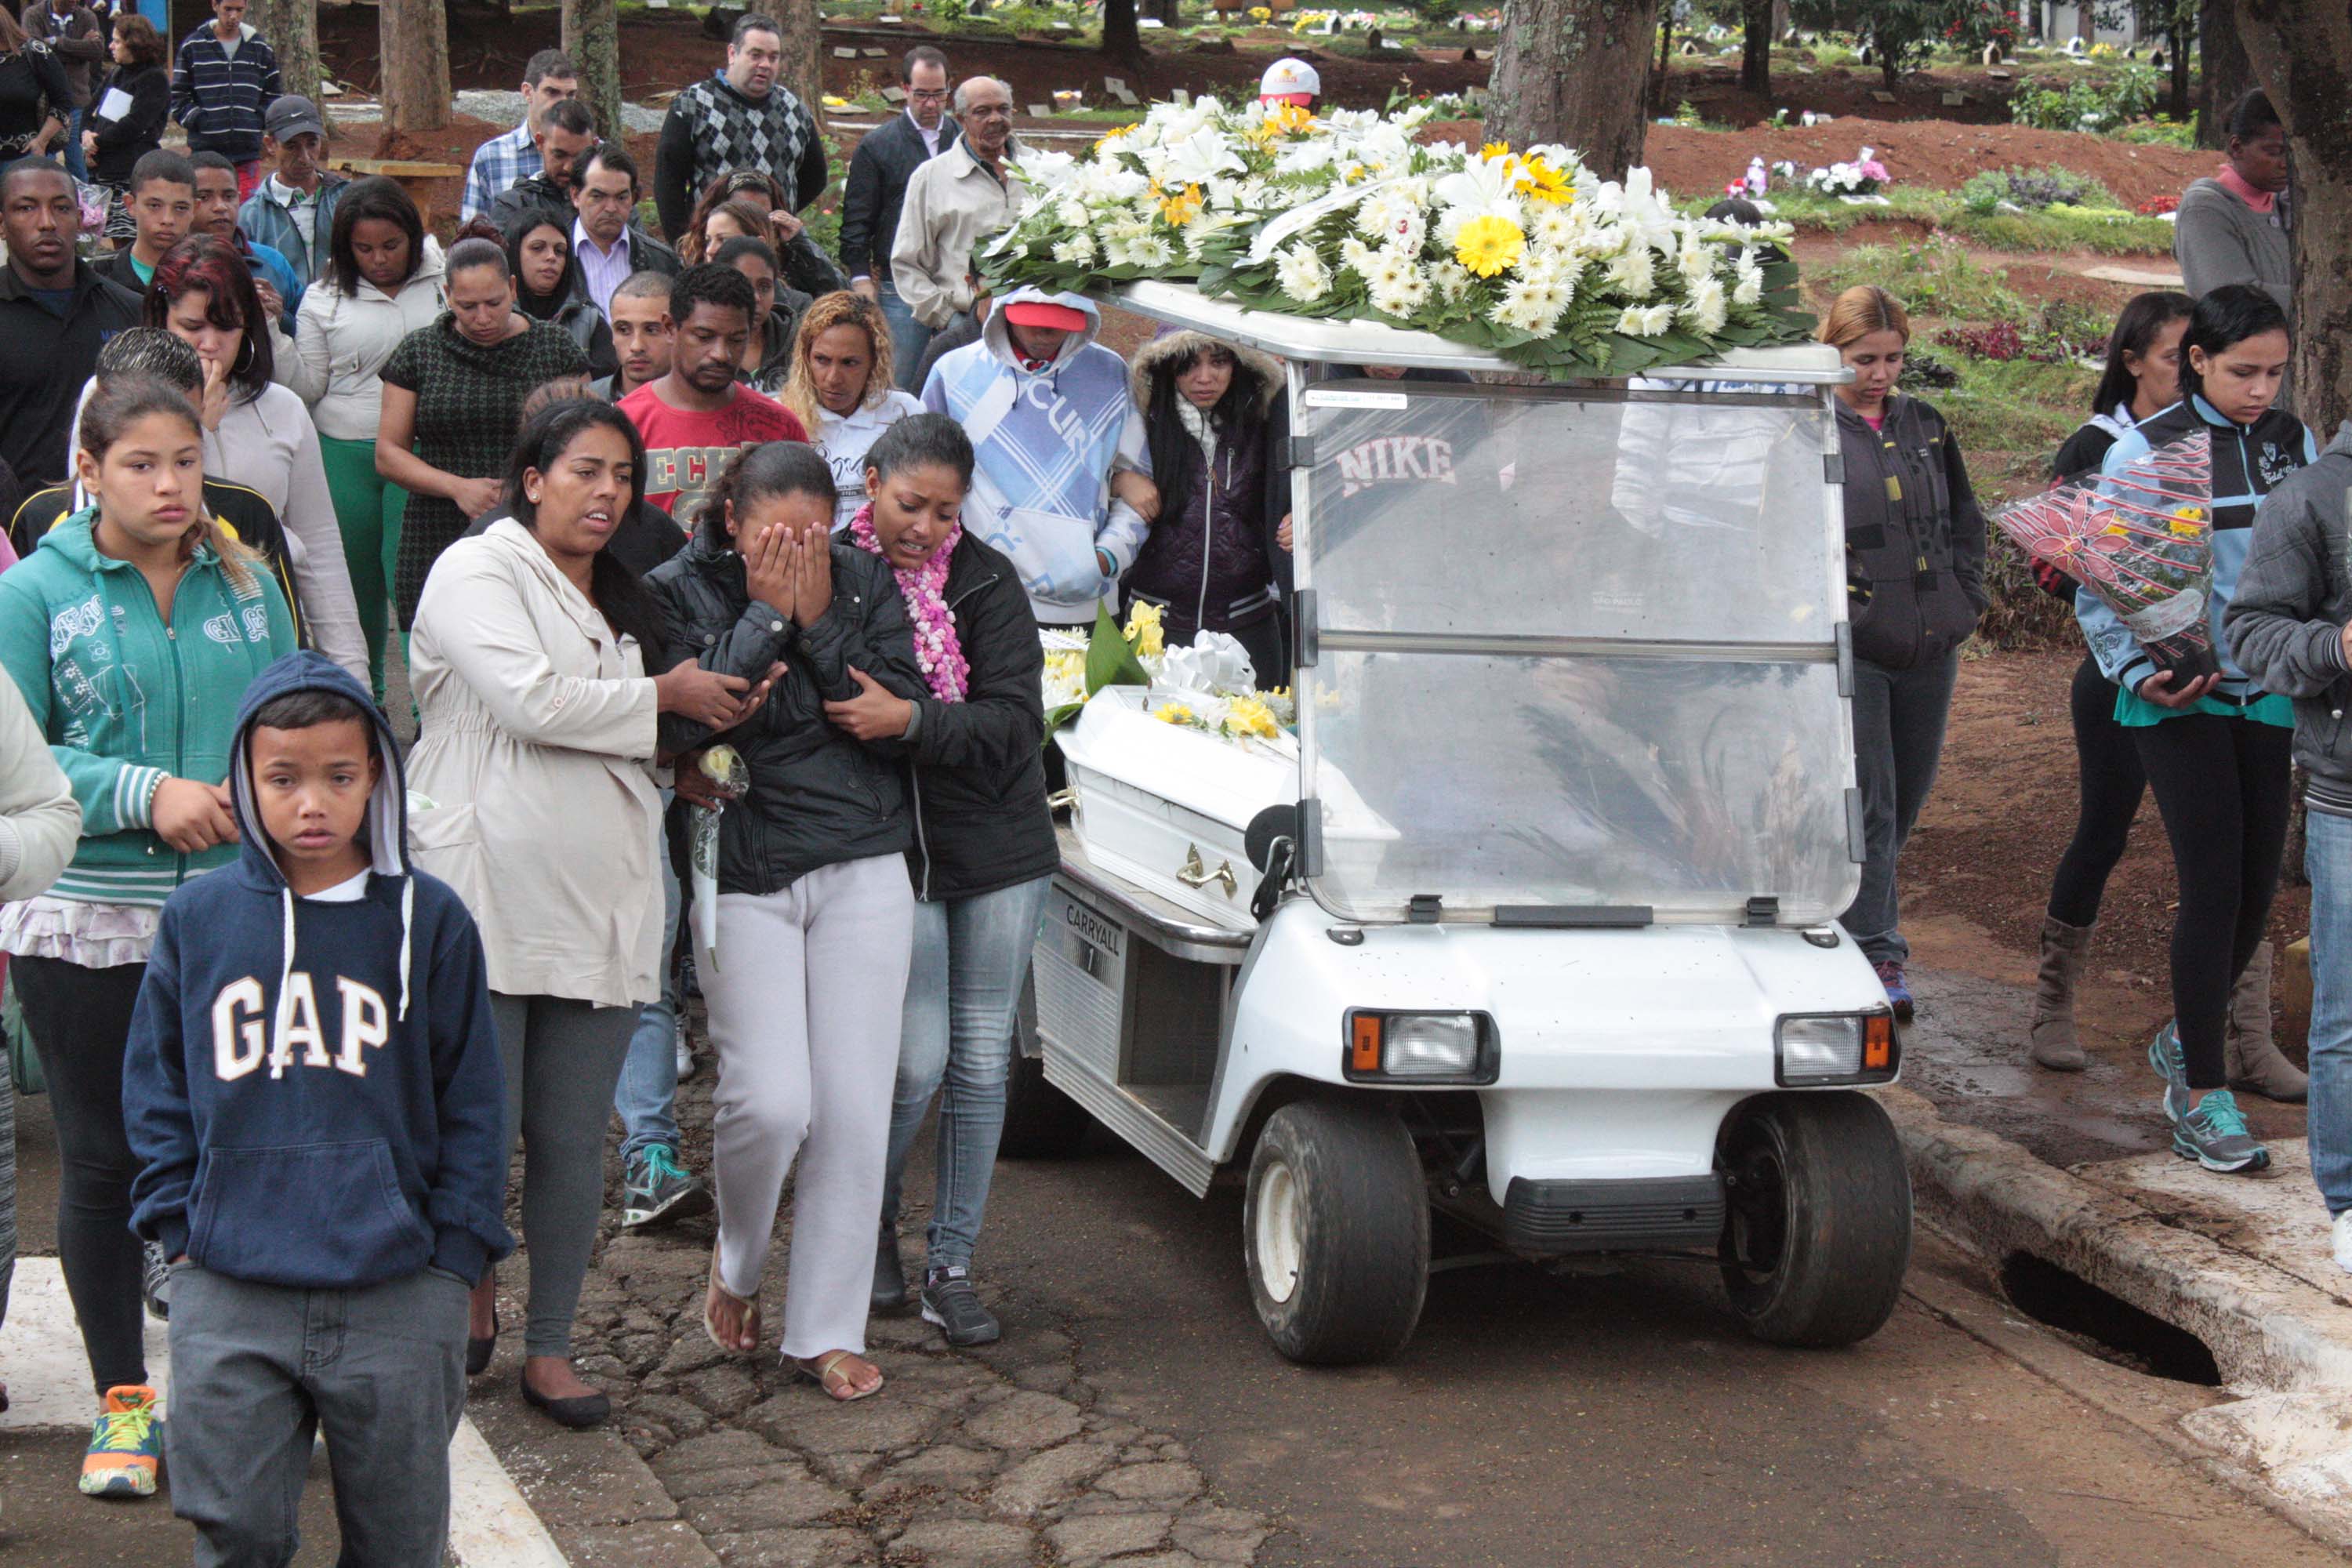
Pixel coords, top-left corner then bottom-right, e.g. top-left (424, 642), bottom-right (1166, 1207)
top-left (653, 12), bottom-right (829, 242)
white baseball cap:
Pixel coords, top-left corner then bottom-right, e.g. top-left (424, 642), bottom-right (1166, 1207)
top-left (1260, 57), bottom-right (1321, 104)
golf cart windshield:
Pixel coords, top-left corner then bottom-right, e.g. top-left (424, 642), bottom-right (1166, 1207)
top-left (1294, 375), bottom-right (1860, 926)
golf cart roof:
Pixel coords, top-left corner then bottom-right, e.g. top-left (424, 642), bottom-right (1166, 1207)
top-left (1099, 279), bottom-right (1852, 384)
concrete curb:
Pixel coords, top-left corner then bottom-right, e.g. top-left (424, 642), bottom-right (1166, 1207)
top-left (1882, 1085), bottom-right (2352, 1542)
top-left (1882, 1086), bottom-right (2352, 1392)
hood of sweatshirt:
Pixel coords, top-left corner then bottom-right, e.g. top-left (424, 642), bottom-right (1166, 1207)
top-left (226, 650), bottom-right (416, 1028)
top-left (981, 286), bottom-right (1102, 372)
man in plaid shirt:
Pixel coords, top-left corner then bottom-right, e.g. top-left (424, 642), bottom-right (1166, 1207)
top-left (459, 48), bottom-right (580, 223)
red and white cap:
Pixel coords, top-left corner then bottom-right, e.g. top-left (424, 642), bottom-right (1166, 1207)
top-left (1259, 57), bottom-right (1321, 107)
top-left (1002, 299), bottom-right (1090, 332)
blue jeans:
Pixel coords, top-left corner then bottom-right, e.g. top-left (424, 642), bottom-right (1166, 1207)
top-left (880, 874), bottom-right (1054, 1272)
top-left (60, 107), bottom-right (85, 181)
top-left (2308, 809), bottom-right (2352, 1214)
top-left (880, 280), bottom-right (934, 394)
top-left (614, 798), bottom-right (682, 1163)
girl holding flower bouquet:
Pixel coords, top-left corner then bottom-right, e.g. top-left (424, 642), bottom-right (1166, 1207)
top-left (644, 441), bottom-right (927, 1401)
top-left (1820, 285), bottom-right (1988, 1025)
top-left (2079, 284), bottom-right (2317, 1174)
top-left (827, 415), bottom-right (1059, 1349)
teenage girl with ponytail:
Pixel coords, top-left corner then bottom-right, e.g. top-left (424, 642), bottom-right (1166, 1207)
top-left (2078, 283), bottom-right (2317, 1175)
top-left (0, 375), bottom-right (296, 1500)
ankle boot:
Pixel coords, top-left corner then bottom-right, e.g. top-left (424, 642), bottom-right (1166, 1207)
top-left (2226, 939), bottom-right (2308, 1102)
top-left (2027, 916), bottom-right (2094, 1071)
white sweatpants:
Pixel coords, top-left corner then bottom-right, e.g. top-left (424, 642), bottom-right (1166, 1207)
top-left (702, 853), bottom-right (916, 1359)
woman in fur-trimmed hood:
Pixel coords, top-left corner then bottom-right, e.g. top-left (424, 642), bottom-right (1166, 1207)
top-left (1127, 328), bottom-right (1290, 685)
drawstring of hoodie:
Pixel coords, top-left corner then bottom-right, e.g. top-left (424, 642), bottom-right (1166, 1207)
top-left (269, 885), bottom-right (296, 1078)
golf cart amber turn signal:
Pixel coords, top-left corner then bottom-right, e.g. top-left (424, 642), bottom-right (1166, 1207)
top-left (1774, 1012), bottom-right (1900, 1087)
top-left (1350, 1014), bottom-right (1383, 1074)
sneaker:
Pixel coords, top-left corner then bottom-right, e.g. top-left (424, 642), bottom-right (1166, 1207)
top-left (1873, 960), bottom-right (1914, 1023)
top-left (920, 1266), bottom-right (1001, 1348)
top-left (2172, 1088), bottom-right (2270, 1174)
top-left (674, 1016), bottom-right (695, 1083)
top-left (2335, 1211), bottom-right (2352, 1276)
top-left (2148, 1020), bottom-right (2192, 1124)
top-left (621, 1145), bottom-right (713, 1230)
top-left (140, 1242), bottom-right (171, 1322)
top-left (79, 1385), bottom-right (162, 1497)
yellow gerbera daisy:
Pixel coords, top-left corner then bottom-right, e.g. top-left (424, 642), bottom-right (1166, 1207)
top-left (1480, 140), bottom-right (1512, 162)
top-left (1519, 155), bottom-right (1573, 205)
top-left (1454, 214), bottom-right (1526, 278)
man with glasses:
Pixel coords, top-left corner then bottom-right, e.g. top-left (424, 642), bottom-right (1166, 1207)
top-left (840, 45), bottom-right (957, 391)
top-left (571, 142), bottom-right (679, 322)
top-left (889, 75), bottom-right (1022, 380)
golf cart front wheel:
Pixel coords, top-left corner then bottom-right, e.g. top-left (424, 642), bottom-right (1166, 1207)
top-left (1243, 1099), bottom-right (1428, 1365)
top-left (1717, 1091), bottom-right (1912, 1348)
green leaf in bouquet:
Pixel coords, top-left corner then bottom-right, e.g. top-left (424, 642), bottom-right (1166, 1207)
top-left (1085, 604), bottom-right (1152, 695)
top-left (1042, 699), bottom-right (1086, 744)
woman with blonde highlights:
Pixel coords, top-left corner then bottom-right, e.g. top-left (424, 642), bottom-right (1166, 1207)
top-left (781, 291), bottom-right (923, 532)
top-left (1819, 285), bottom-right (1987, 1023)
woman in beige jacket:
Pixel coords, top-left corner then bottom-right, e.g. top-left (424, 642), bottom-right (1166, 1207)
top-left (405, 399), bottom-right (762, 1428)
top-left (0, 657), bottom-right (84, 1412)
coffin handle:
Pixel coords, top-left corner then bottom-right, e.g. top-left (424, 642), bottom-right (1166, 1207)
top-left (1177, 844), bottom-right (1238, 896)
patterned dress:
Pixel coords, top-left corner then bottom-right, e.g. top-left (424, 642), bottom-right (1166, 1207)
top-left (381, 313), bottom-right (589, 626)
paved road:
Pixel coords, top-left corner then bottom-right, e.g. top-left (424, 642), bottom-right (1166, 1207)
top-left (6, 1012), bottom-right (2340, 1565)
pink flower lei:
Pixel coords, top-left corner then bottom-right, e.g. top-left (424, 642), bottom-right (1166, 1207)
top-left (848, 501), bottom-right (969, 703)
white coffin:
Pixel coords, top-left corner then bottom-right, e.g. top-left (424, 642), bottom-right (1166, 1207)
top-left (1055, 686), bottom-right (1396, 930)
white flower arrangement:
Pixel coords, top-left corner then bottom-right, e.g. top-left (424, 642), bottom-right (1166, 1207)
top-left (983, 99), bottom-right (1809, 378)
top-left (1802, 146), bottom-right (1892, 204)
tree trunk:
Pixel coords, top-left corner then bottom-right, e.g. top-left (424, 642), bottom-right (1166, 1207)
top-left (250, 0), bottom-right (321, 104)
top-left (776, 0), bottom-right (826, 133)
top-left (1740, 0), bottom-right (1771, 93)
top-left (1144, 0), bottom-right (1181, 24)
top-left (1101, 0), bottom-right (1142, 60)
top-left (1490, 0), bottom-right (1663, 180)
top-left (563, 0), bottom-right (624, 147)
top-left (379, 0), bottom-right (450, 132)
top-left (2169, 11), bottom-right (2191, 121)
top-left (2198, 0), bottom-right (2250, 147)
top-left (2235, 0), bottom-right (2348, 429)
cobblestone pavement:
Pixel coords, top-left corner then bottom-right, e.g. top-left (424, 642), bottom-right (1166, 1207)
top-left (465, 1050), bottom-right (1270, 1568)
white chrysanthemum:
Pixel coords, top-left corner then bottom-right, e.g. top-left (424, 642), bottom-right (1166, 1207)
top-left (1733, 249), bottom-right (1766, 306)
top-left (1431, 260), bottom-right (1472, 302)
top-left (1055, 198), bottom-right (1089, 228)
top-left (1490, 283), bottom-right (1562, 336)
top-left (1275, 242), bottom-right (1332, 303)
top-left (1338, 234), bottom-right (1375, 274)
top-left (1129, 234), bottom-right (1175, 268)
top-left (1368, 269), bottom-right (1430, 318)
top-left (1675, 238), bottom-right (1716, 284)
top-left (1615, 303), bottom-right (1676, 336)
top-left (1019, 149), bottom-right (1077, 187)
top-left (1053, 234), bottom-right (1098, 267)
top-left (1681, 275), bottom-right (1729, 335)
top-left (1606, 244), bottom-right (1655, 298)
top-left (1529, 202), bottom-right (1584, 249)
top-left (1099, 235), bottom-right (1133, 267)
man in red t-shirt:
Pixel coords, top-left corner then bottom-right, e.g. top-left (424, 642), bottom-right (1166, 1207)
top-left (619, 263), bottom-right (808, 519)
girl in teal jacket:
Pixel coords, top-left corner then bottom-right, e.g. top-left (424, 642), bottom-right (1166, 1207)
top-left (0, 376), bottom-right (293, 1501)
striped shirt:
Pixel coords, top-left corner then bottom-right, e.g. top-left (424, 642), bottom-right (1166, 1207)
top-left (462, 123), bottom-right (539, 223)
top-left (169, 22), bottom-right (280, 163)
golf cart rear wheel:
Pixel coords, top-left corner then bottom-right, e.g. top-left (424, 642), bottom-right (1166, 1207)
top-left (1717, 1091), bottom-right (1912, 1348)
top-left (998, 978), bottom-right (1091, 1160)
top-left (1244, 1099), bottom-right (1428, 1365)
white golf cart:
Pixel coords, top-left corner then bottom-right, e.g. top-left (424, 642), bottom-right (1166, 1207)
top-left (1002, 280), bottom-right (1911, 1365)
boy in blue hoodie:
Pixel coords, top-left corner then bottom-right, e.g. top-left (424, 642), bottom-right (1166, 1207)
top-left (122, 650), bottom-right (511, 1566)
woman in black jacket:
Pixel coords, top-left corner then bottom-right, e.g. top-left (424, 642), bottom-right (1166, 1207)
top-left (822, 414), bottom-right (1056, 1348)
top-left (1821, 285), bottom-right (1988, 1025)
top-left (82, 9), bottom-right (162, 196)
top-left (501, 208), bottom-right (617, 383)
top-left (1127, 329), bottom-right (1287, 684)
top-left (644, 441), bottom-right (924, 1404)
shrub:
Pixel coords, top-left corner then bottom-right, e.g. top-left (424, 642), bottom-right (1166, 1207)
top-left (1959, 165), bottom-right (2118, 216)
top-left (2008, 65), bottom-right (2162, 134)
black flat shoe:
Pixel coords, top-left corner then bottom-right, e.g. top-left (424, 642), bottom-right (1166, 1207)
top-left (466, 1304), bottom-right (497, 1376)
top-left (521, 1369), bottom-right (610, 1429)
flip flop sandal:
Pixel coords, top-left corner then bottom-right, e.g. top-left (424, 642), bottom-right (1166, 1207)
top-left (795, 1350), bottom-right (884, 1403)
top-left (703, 1244), bottom-right (761, 1356)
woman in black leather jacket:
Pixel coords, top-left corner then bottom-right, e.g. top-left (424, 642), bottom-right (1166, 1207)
top-left (643, 441), bottom-right (925, 1403)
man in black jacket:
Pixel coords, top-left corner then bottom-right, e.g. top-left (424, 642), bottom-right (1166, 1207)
top-left (841, 45), bottom-right (957, 392)
top-left (0, 159), bottom-right (140, 486)
top-left (570, 143), bottom-right (681, 323)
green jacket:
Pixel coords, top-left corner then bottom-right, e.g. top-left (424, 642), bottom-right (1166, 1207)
top-left (0, 510), bottom-right (296, 906)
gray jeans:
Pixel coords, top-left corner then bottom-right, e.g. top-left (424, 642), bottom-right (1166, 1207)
top-left (1840, 651), bottom-right (1961, 966)
top-left (492, 992), bottom-right (639, 1358)
top-left (165, 1265), bottom-right (469, 1567)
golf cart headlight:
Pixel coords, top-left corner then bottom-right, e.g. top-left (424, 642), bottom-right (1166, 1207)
top-left (1344, 1010), bottom-right (1498, 1083)
top-left (1775, 1012), bottom-right (1899, 1086)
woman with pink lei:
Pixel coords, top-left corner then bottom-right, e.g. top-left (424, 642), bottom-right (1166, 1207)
top-left (833, 415), bottom-right (1057, 1349)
